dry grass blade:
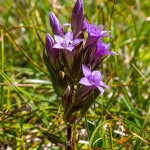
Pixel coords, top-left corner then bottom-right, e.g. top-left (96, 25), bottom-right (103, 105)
top-left (132, 63), bottom-right (150, 88)
top-left (0, 83), bottom-right (33, 87)
top-left (112, 138), bottom-right (131, 149)
top-left (109, 83), bottom-right (138, 87)
top-left (93, 137), bottom-right (131, 149)
top-left (106, 70), bottom-right (115, 84)
top-left (133, 132), bottom-right (150, 146)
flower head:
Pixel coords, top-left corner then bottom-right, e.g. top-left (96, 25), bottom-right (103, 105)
top-left (79, 65), bottom-right (109, 94)
top-left (85, 18), bottom-right (112, 38)
top-left (95, 39), bottom-right (118, 58)
top-left (53, 31), bottom-right (83, 51)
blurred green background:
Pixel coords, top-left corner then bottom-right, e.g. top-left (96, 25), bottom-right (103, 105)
top-left (0, 0), bottom-right (150, 149)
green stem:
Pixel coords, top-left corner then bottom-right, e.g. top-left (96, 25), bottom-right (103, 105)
top-left (108, 124), bottom-right (113, 150)
top-left (1, 29), bottom-right (4, 140)
top-left (1, 29), bottom-right (4, 111)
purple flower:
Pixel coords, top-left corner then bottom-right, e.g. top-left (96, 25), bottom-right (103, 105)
top-left (85, 18), bottom-right (112, 38)
top-left (53, 31), bottom-right (83, 51)
top-left (95, 39), bottom-right (118, 58)
top-left (79, 65), bottom-right (109, 94)
top-left (50, 12), bottom-right (64, 36)
top-left (45, 33), bottom-right (60, 69)
top-left (71, 0), bottom-right (84, 36)
top-left (45, 33), bottom-right (55, 56)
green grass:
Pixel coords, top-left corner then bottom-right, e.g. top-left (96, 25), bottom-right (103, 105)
top-left (0, 0), bottom-right (150, 149)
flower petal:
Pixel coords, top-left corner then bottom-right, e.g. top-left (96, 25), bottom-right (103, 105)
top-left (66, 46), bottom-right (74, 52)
top-left (79, 77), bottom-right (91, 86)
top-left (84, 18), bottom-right (89, 30)
top-left (45, 33), bottom-right (55, 56)
top-left (63, 23), bottom-right (71, 26)
top-left (82, 65), bottom-right (91, 77)
top-left (107, 52), bottom-right (119, 55)
top-left (96, 86), bottom-right (104, 94)
top-left (65, 31), bottom-right (73, 41)
top-left (72, 38), bottom-right (83, 45)
top-left (101, 30), bottom-right (111, 34)
top-left (83, 18), bottom-right (88, 31)
top-left (99, 81), bottom-right (110, 90)
top-left (54, 35), bottom-right (64, 44)
top-left (102, 34), bottom-right (112, 37)
top-left (53, 44), bottom-right (64, 49)
top-left (92, 71), bottom-right (103, 82)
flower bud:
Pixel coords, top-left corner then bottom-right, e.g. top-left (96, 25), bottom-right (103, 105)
top-left (71, 0), bottom-right (84, 36)
top-left (45, 33), bottom-right (60, 70)
top-left (50, 12), bottom-right (64, 36)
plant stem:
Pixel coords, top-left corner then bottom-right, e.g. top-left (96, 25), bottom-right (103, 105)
top-left (67, 124), bottom-right (71, 150)
top-left (1, 29), bottom-right (4, 140)
top-left (1, 30), bottom-right (4, 111)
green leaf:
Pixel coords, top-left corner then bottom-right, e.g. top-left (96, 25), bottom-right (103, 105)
top-left (89, 120), bottom-right (113, 148)
top-left (122, 88), bottom-right (141, 126)
top-left (0, 131), bottom-right (22, 142)
top-left (43, 132), bottom-right (66, 148)
top-left (43, 48), bottom-right (64, 96)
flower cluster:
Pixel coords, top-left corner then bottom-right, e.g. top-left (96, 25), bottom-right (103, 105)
top-left (43, 0), bottom-right (118, 123)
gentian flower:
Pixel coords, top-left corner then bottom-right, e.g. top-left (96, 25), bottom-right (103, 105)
top-left (50, 12), bottom-right (64, 36)
top-left (43, 0), bottom-right (119, 128)
top-left (53, 31), bottom-right (83, 52)
top-left (79, 65), bottom-right (109, 94)
top-left (84, 18), bottom-right (112, 47)
top-left (85, 18), bottom-right (112, 38)
top-left (95, 38), bottom-right (118, 58)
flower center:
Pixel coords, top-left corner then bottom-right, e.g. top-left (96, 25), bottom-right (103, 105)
top-left (88, 71), bottom-right (103, 85)
top-left (89, 24), bottom-right (103, 36)
top-left (63, 37), bottom-right (73, 47)
top-left (88, 76), bottom-right (96, 85)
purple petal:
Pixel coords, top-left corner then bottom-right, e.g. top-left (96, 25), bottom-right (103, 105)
top-left (82, 65), bottom-right (91, 77)
top-left (83, 18), bottom-right (89, 31)
top-left (50, 12), bottom-right (64, 36)
top-left (65, 31), bottom-right (73, 41)
top-left (102, 34), bottom-right (113, 37)
top-left (79, 77), bottom-right (92, 86)
top-left (96, 86), bottom-right (104, 94)
top-left (53, 44), bottom-right (64, 49)
top-left (83, 18), bottom-right (89, 30)
top-left (99, 81), bottom-right (110, 90)
top-left (92, 71), bottom-right (103, 81)
top-left (63, 23), bottom-right (71, 27)
top-left (66, 46), bottom-right (74, 52)
top-left (101, 31), bottom-right (111, 34)
top-left (45, 33), bottom-right (55, 56)
top-left (72, 38), bottom-right (83, 45)
top-left (54, 35), bottom-right (64, 44)
top-left (107, 52), bottom-right (119, 55)
top-left (74, 30), bottom-right (83, 38)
